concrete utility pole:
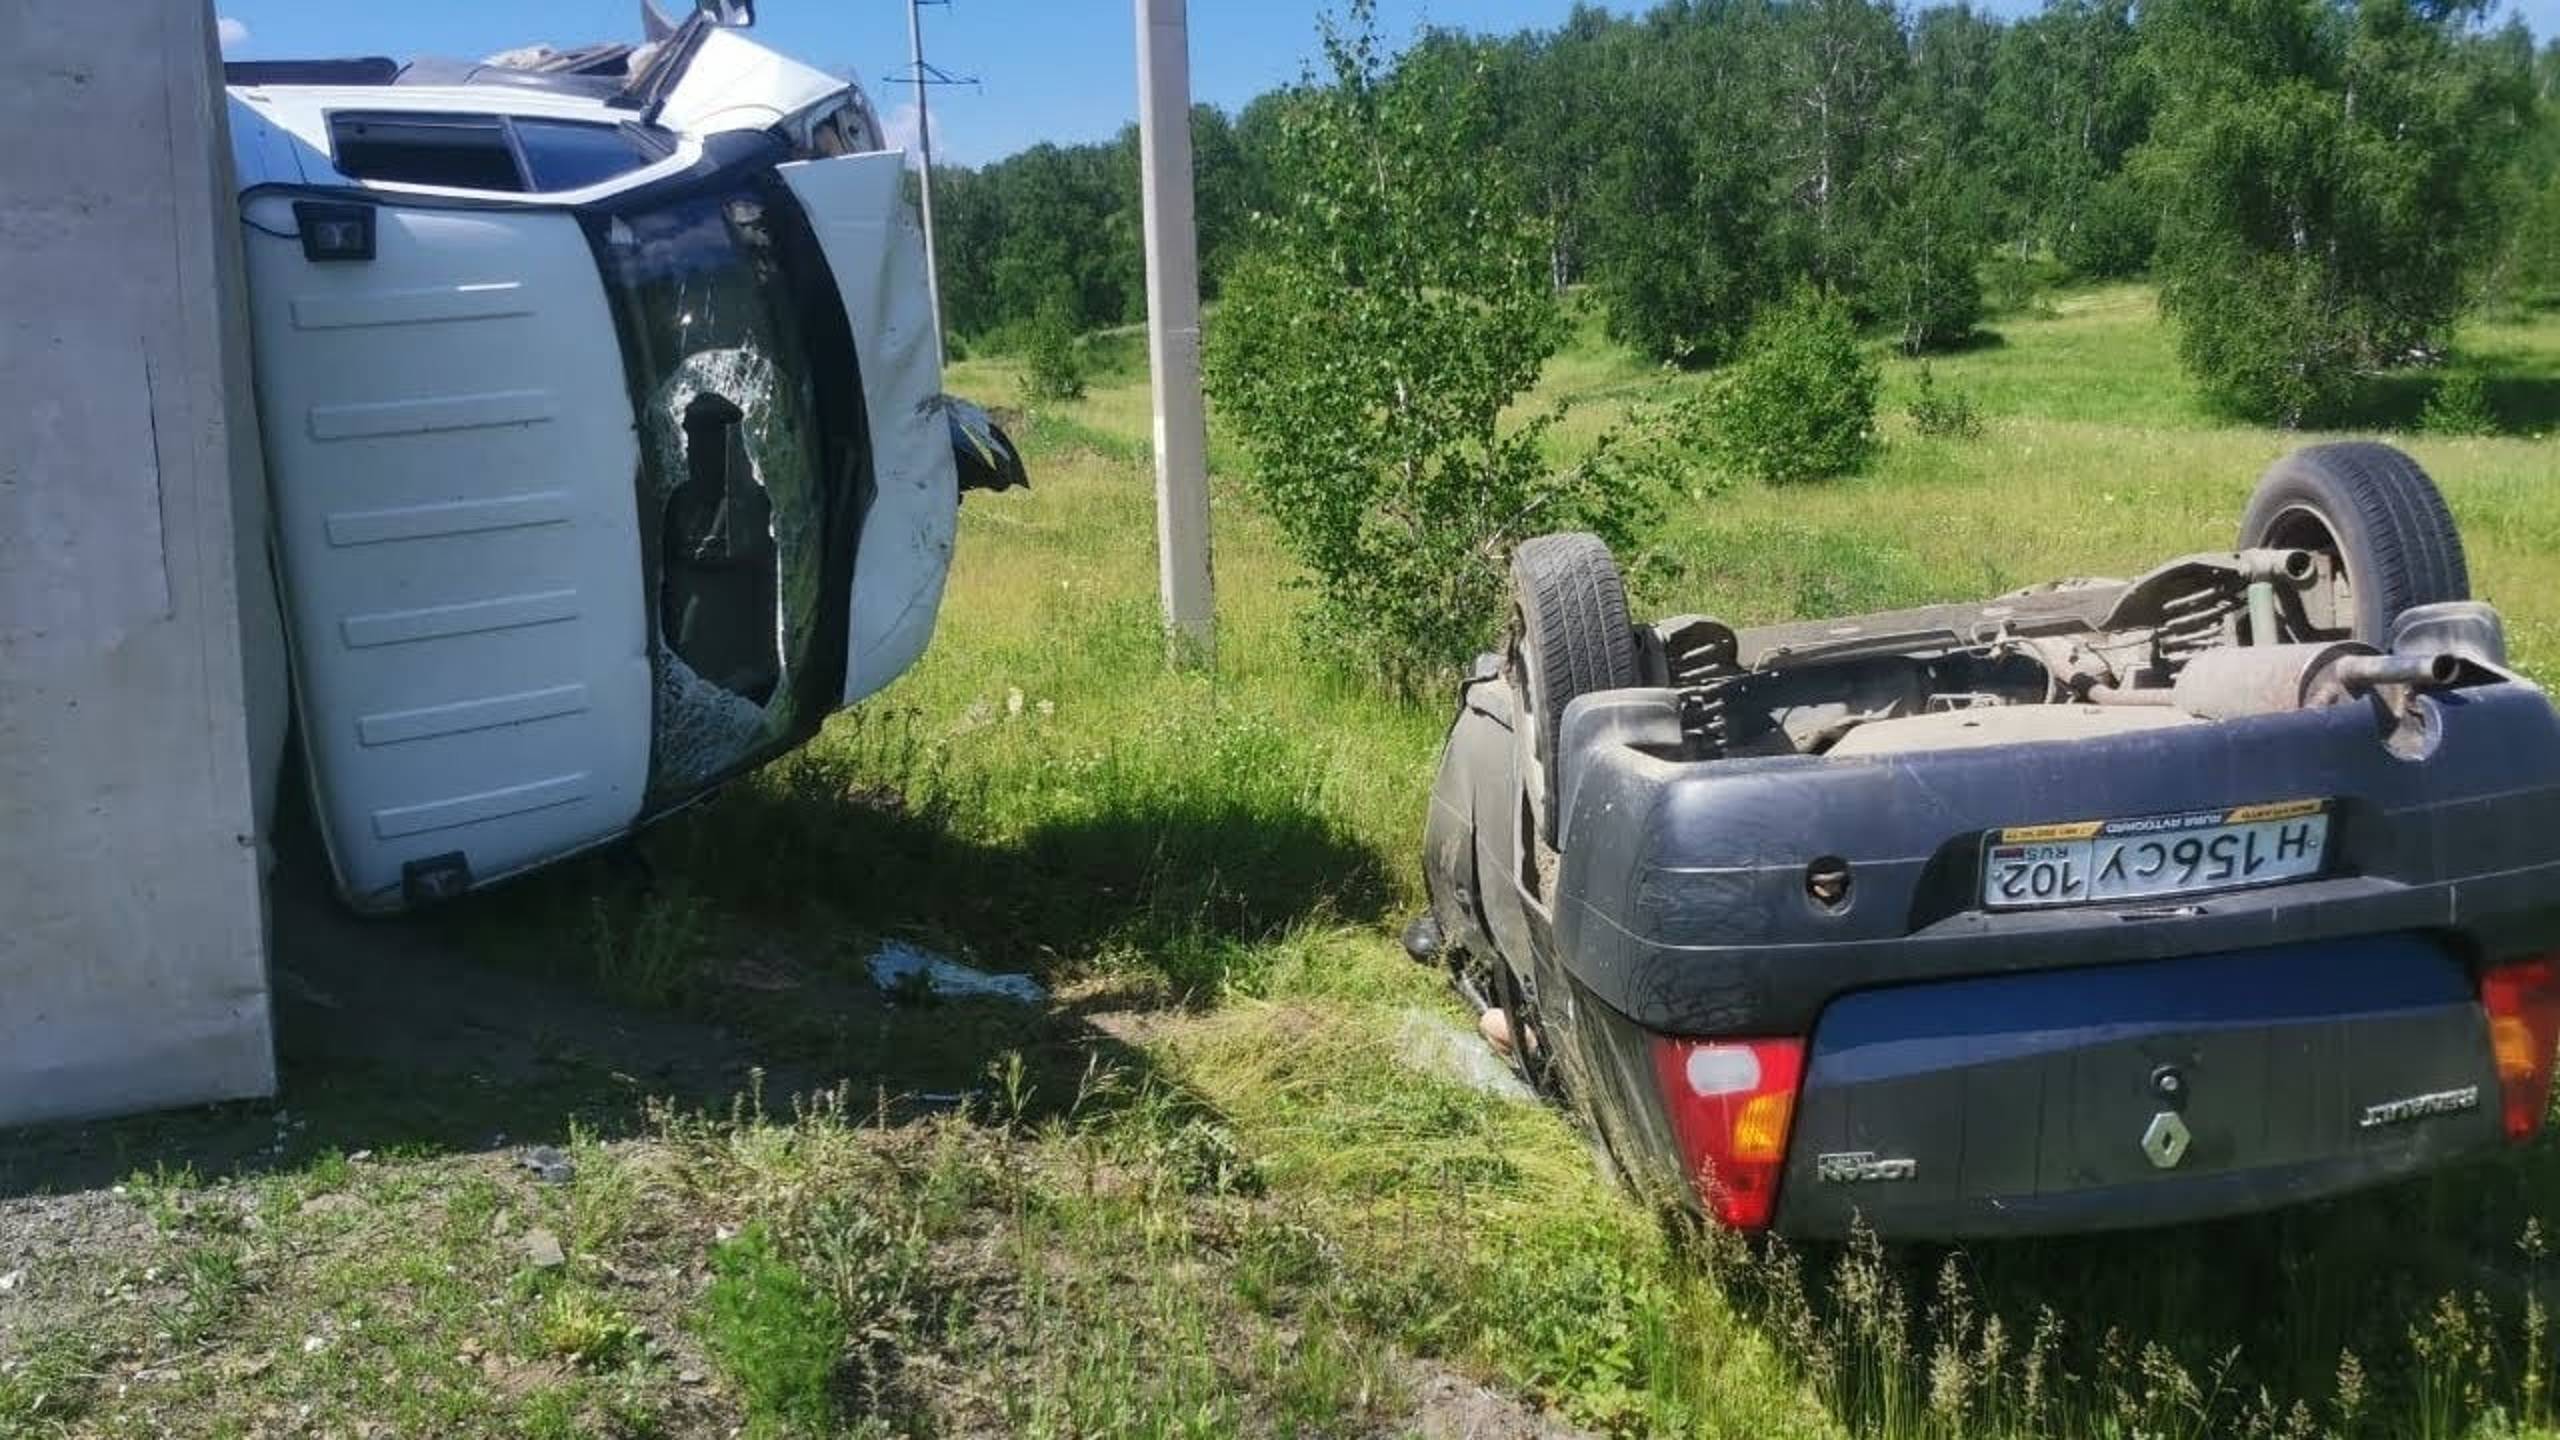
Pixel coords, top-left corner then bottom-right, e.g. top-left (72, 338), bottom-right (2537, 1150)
top-left (1134, 0), bottom-right (1215, 655)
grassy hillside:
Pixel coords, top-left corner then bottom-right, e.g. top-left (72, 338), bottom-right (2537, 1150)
top-left (1537, 285), bottom-right (2560, 673)
top-left (6, 289), bottom-right (2558, 1439)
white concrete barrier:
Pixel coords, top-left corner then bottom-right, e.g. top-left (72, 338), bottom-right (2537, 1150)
top-left (0, 0), bottom-right (287, 1127)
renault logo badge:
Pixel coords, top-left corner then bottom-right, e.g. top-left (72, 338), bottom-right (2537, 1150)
top-left (2141, 1110), bottom-right (2191, 1169)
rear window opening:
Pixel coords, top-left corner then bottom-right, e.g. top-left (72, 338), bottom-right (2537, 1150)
top-left (327, 111), bottom-right (668, 194)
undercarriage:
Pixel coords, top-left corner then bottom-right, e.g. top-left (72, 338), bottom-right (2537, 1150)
top-left (1416, 442), bottom-right (2560, 1239)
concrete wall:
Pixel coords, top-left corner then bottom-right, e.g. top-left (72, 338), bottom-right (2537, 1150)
top-left (0, 0), bottom-right (287, 1127)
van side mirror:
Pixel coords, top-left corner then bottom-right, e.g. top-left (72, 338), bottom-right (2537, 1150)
top-left (946, 397), bottom-right (1028, 495)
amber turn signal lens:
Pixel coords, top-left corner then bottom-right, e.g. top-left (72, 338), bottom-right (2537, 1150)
top-left (1648, 1036), bottom-right (1805, 1230)
top-left (2480, 957), bottom-right (2560, 1143)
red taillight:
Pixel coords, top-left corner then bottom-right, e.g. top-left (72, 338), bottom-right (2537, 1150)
top-left (1648, 1036), bottom-right (1805, 1230)
top-left (2482, 956), bottom-right (2560, 1143)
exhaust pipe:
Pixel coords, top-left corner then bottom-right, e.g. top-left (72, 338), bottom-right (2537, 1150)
top-left (2329, 651), bottom-right (2460, 695)
top-left (2172, 642), bottom-right (2461, 720)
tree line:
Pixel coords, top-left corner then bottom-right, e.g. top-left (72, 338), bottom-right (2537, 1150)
top-left (927, 101), bottom-right (1266, 342)
top-left (933, 0), bottom-right (2559, 425)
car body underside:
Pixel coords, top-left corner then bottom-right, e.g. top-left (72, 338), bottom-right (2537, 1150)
top-left (1418, 445), bottom-right (2560, 1240)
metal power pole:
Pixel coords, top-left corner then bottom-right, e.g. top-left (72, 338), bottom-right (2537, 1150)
top-left (897, 0), bottom-right (959, 369)
top-left (1134, 0), bottom-right (1215, 655)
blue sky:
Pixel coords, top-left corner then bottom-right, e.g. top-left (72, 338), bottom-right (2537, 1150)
top-left (221, 0), bottom-right (2558, 167)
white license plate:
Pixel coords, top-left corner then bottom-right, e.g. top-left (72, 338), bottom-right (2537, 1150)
top-left (1981, 800), bottom-right (2330, 911)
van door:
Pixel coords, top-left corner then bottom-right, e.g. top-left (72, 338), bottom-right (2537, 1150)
top-left (772, 153), bottom-right (960, 703)
top-left (240, 196), bottom-right (653, 911)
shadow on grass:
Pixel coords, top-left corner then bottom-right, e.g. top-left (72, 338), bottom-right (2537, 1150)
top-left (604, 732), bottom-right (1401, 997)
top-left (1918, 327), bottom-right (2010, 356)
top-left (0, 741), bottom-right (1392, 1201)
top-left (2344, 330), bottom-right (2560, 435)
top-left (2350, 369), bottom-right (2560, 436)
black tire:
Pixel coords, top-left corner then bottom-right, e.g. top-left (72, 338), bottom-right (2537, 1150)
top-left (1509, 533), bottom-right (1641, 847)
top-left (2238, 442), bottom-right (2469, 646)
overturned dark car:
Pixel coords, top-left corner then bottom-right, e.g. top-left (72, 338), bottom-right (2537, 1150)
top-left (1412, 443), bottom-right (2560, 1239)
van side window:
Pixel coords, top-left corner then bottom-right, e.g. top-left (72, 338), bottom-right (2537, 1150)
top-left (515, 119), bottom-right (664, 192)
top-left (328, 113), bottom-right (523, 191)
top-left (327, 113), bottom-right (671, 195)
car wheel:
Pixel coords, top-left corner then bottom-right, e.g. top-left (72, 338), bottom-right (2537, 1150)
top-left (1508, 533), bottom-right (1641, 849)
top-left (2239, 442), bottom-right (2469, 646)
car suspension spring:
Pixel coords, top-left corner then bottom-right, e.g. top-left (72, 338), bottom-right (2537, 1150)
top-left (2155, 587), bottom-right (2241, 668)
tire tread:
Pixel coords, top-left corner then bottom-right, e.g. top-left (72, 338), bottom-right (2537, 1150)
top-left (1510, 533), bottom-right (1640, 847)
top-left (2239, 442), bottom-right (2468, 642)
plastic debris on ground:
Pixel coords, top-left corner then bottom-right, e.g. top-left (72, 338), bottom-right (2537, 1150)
top-left (866, 939), bottom-right (1046, 1005)
top-left (1394, 1006), bottom-right (1534, 1103)
top-left (517, 1146), bottom-right (576, 1184)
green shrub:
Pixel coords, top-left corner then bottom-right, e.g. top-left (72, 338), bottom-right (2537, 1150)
top-left (1699, 291), bottom-right (1880, 484)
top-left (1906, 363), bottom-right (1983, 440)
top-left (2140, 0), bottom-right (2530, 426)
top-left (696, 1226), bottom-right (844, 1437)
top-left (2421, 369), bottom-right (2495, 435)
top-left (1982, 253), bottom-right (2057, 320)
top-left (1205, 2), bottom-right (1667, 690)
top-left (2159, 251), bottom-right (2363, 428)
top-left (1018, 297), bottom-right (1087, 404)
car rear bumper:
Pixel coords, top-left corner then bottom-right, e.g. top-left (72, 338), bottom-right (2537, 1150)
top-left (1549, 681), bottom-right (2560, 1038)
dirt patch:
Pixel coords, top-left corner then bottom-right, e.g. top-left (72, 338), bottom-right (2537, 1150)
top-left (269, 861), bottom-right (780, 1100)
top-left (0, 856), bottom-right (803, 1200)
top-left (1405, 1358), bottom-right (1598, 1440)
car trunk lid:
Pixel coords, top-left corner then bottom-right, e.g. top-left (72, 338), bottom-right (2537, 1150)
top-left (1774, 935), bottom-right (2505, 1238)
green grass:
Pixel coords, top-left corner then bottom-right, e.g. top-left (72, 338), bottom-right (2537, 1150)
top-left (697, 1226), bottom-right (844, 1437)
top-left (1520, 285), bottom-right (2560, 678)
top-left (873, 282), bottom-right (2560, 1436)
top-left (10, 284), bottom-right (2560, 1439)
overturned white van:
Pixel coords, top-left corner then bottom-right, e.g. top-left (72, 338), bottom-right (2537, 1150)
top-left (225, 5), bottom-right (1021, 912)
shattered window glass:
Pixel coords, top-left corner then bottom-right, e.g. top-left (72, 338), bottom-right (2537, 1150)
top-left (587, 179), bottom-right (863, 804)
